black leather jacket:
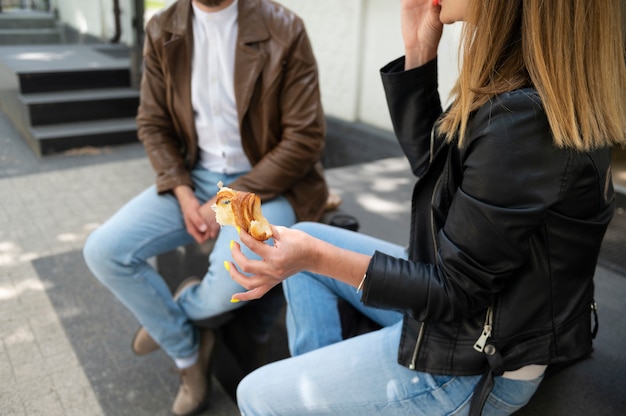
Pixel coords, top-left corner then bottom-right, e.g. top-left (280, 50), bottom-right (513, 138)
top-left (362, 58), bottom-right (614, 388)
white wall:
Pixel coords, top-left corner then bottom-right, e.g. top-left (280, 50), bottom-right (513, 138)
top-left (279, 0), bottom-right (460, 131)
top-left (54, 0), bottom-right (137, 45)
top-left (278, 0), bottom-right (364, 122)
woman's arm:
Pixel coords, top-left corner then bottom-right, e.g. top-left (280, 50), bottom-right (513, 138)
top-left (226, 226), bottom-right (372, 302)
top-left (382, 58), bottom-right (443, 176)
top-left (364, 92), bottom-right (566, 322)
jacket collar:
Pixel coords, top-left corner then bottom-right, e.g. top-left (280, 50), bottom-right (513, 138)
top-left (234, 0), bottom-right (269, 124)
top-left (237, 0), bottom-right (269, 44)
top-left (161, 0), bottom-right (271, 126)
top-left (162, 0), bottom-right (191, 37)
top-left (163, 0), bottom-right (269, 43)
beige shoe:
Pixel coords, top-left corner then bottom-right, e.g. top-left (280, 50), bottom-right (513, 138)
top-left (131, 278), bottom-right (202, 356)
top-left (171, 329), bottom-right (215, 416)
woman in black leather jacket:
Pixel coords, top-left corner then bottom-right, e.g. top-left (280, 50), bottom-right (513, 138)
top-left (229, 0), bottom-right (626, 415)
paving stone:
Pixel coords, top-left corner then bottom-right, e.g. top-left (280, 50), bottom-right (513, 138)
top-left (51, 367), bottom-right (101, 411)
top-left (0, 387), bottom-right (27, 415)
top-left (0, 341), bottom-right (17, 386)
top-left (22, 390), bottom-right (66, 416)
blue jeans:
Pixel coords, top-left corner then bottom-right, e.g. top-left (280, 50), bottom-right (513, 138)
top-left (82, 166), bottom-right (295, 360)
top-left (237, 222), bottom-right (542, 416)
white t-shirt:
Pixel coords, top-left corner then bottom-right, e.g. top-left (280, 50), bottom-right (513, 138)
top-left (191, 0), bottom-right (251, 174)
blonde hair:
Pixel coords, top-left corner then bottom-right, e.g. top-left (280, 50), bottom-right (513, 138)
top-left (438, 0), bottom-right (626, 151)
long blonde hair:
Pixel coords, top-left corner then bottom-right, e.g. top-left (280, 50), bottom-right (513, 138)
top-left (438, 0), bottom-right (626, 151)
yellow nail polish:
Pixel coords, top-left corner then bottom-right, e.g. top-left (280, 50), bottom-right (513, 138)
top-left (223, 260), bottom-right (230, 271)
top-left (230, 298), bottom-right (240, 303)
top-left (237, 226), bottom-right (241, 234)
top-left (230, 240), bottom-right (234, 250)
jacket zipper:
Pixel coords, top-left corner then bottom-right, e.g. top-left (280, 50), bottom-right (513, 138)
top-left (409, 322), bottom-right (426, 370)
top-left (428, 125), bottom-right (444, 253)
top-left (427, 128), bottom-right (496, 359)
top-left (409, 143), bottom-right (443, 370)
top-left (473, 305), bottom-right (494, 352)
top-left (429, 174), bottom-right (443, 254)
top-left (429, 127), bottom-right (436, 164)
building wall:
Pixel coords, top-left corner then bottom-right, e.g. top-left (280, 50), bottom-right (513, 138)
top-left (52, 0), bottom-right (137, 45)
top-left (140, 0), bottom-right (461, 131)
top-left (50, 0), bottom-right (461, 132)
top-left (48, 0), bottom-right (626, 131)
top-left (276, 0), bottom-right (461, 131)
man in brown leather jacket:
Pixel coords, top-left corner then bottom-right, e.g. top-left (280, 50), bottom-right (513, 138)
top-left (83, 0), bottom-right (328, 414)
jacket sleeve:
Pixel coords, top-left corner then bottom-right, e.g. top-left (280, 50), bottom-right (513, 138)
top-left (362, 91), bottom-right (570, 322)
top-left (136, 17), bottom-right (193, 194)
top-left (228, 20), bottom-right (325, 200)
top-left (381, 57), bottom-right (442, 177)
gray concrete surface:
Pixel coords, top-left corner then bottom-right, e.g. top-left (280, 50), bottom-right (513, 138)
top-left (0, 109), bottom-right (238, 415)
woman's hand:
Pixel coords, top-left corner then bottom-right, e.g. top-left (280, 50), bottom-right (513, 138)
top-left (226, 226), bottom-right (315, 301)
top-left (401, 0), bottom-right (443, 69)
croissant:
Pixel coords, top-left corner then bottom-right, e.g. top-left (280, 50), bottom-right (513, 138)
top-left (211, 182), bottom-right (273, 241)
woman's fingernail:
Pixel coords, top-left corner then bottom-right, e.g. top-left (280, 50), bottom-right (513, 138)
top-left (223, 261), bottom-right (230, 271)
top-left (230, 240), bottom-right (235, 250)
top-left (230, 297), bottom-right (240, 303)
top-left (237, 226), bottom-right (241, 234)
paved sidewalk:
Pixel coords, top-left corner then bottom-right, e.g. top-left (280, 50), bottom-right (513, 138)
top-left (1, 157), bottom-right (150, 415)
top-left (0, 109), bottom-right (238, 415)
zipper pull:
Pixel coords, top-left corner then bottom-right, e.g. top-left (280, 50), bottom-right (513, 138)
top-left (591, 300), bottom-right (599, 338)
top-left (473, 324), bottom-right (492, 352)
top-left (474, 305), bottom-right (494, 353)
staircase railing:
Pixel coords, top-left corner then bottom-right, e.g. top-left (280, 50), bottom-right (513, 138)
top-left (0, 0), bottom-right (51, 13)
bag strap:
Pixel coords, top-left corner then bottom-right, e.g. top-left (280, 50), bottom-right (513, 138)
top-left (469, 349), bottom-right (504, 415)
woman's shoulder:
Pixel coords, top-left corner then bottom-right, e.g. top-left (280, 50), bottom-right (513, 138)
top-left (469, 87), bottom-right (550, 142)
top-left (484, 87), bottom-right (543, 116)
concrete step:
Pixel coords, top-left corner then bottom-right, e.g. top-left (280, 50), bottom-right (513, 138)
top-left (28, 117), bottom-right (138, 155)
top-left (20, 87), bottom-right (140, 126)
top-left (0, 27), bottom-right (62, 45)
top-left (18, 67), bottom-right (131, 93)
top-left (0, 44), bottom-right (132, 94)
top-left (0, 44), bottom-right (137, 156)
top-left (0, 11), bottom-right (61, 45)
top-left (0, 11), bottom-right (57, 29)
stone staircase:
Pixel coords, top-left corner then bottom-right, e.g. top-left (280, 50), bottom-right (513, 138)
top-left (0, 9), bottom-right (139, 156)
top-left (0, 9), bottom-right (63, 44)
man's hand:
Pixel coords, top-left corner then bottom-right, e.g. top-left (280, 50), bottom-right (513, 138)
top-left (174, 185), bottom-right (212, 243)
top-left (199, 195), bottom-right (221, 240)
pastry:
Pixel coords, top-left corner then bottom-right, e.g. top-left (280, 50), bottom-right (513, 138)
top-left (212, 182), bottom-right (273, 241)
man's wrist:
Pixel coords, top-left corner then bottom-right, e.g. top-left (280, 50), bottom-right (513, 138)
top-left (173, 184), bottom-right (194, 200)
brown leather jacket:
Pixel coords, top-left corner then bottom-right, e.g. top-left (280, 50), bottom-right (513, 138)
top-left (136, 0), bottom-right (328, 222)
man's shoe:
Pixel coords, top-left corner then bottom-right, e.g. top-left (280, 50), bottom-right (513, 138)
top-left (171, 329), bottom-right (215, 416)
top-left (131, 278), bottom-right (202, 356)
top-left (131, 326), bottom-right (160, 356)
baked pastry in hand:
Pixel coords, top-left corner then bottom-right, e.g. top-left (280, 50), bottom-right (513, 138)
top-left (212, 182), bottom-right (273, 241)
